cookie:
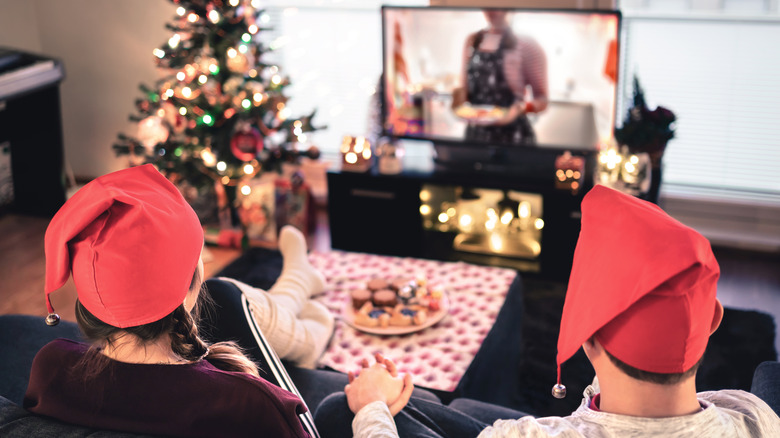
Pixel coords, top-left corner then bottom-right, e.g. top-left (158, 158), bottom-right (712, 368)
top-left (366, 278), bottom-right (389, 291)
top-left (389, 307), bottom-right (415, 326)
top-left (372, 289), bottom-right (398, 307)
top-left (354, 302), bottom-right (390, 327)
top-left (351, 289), bottom-right (372, 310)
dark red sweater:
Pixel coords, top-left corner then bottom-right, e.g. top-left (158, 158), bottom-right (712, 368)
top-left (23, 339), bottom-right (311, 438)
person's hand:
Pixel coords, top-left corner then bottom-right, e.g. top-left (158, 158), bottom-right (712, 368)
top-left (451, 86), bottom-right (467, 109)
top-left (344, 353), bottom-right (414, 415)
top-left (489, 100), bottom-right (526, 126)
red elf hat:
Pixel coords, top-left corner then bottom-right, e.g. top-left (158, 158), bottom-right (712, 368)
top-left (43, 164), bottom-right (204, 328)
top-left (552, 185), bottom-right (720, 398)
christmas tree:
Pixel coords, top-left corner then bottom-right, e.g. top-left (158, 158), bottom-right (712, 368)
top-left (113, 0), bottom-right (322, 224)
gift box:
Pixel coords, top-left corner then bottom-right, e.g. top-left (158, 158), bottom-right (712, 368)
top-left (235, 174), bottom-right (277, 245)
top-left (274, 172), bottom-right (314, 239)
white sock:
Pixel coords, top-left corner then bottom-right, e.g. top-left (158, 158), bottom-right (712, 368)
top-left (268, 225), bottom-right (326, 315)
top-left (289, 301), bottom-right (335, 369)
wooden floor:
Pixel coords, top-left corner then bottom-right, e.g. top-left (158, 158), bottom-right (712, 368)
top-left (2, 210), bottom-right (779, 354)
top-left (0, 209), bottom-right (331, 324)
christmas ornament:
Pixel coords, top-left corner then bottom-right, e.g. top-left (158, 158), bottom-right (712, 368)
top-left (227, 48), bottom-right (254, 73)
top-left (223, 76), bottom-right (243, 95)
top-left (198, 55), bottom-right (220, 75)
top-left (173, 83), bottom-right (200, 100)
top-left (245, 81), bottom-right (265, 96)
top-left (137, 115), bottom-right (169, 149)
top-left (160, 102), bottom-right (187, 134)
top-left (182, 63), bottom-right (199, 82)
top-left (231, 126), bottom-right (264, 161)
top-left (201, 79), bottom-right (222, 106)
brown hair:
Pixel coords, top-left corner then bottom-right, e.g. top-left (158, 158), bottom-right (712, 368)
top-left (75, 268), bottom-right (259, 378)
top-left (604, 348), bottom-right (703, 385)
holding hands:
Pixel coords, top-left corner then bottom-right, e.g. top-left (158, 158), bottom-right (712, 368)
top-left (345, 353), bottom-right (414, 415)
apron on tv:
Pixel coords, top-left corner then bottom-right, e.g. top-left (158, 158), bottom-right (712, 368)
top-left (465, 30), bottom-right (535, 146)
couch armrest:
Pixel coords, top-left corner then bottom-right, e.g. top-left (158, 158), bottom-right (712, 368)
top-left (751, 360), bottom-right (780, 416)
top-left (0, 315), bottom-right (83, 405)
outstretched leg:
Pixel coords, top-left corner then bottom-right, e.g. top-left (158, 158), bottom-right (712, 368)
top-left (217, 226), bottom-right (334, 368)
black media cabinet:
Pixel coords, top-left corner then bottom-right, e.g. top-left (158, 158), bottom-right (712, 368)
top-left (327, 147), bottom-right (597, 281)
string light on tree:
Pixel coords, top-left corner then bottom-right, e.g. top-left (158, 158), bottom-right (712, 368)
top-left (112, 0), bottom-right (323, 225)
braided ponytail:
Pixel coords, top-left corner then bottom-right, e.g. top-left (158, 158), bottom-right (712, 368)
top-left (174, 278), bottom-right (260, 377)
top-left (169, 306), bottom-right (210, 362)
top-left (170, 303), bottom-right (259, 376)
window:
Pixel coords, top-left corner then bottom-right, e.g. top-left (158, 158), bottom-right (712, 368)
top-left (259, 0), bottom-right (426, 164)
top-left (619, 0), bottom-right (780, 248)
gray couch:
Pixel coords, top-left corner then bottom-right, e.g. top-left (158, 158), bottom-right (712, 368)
top-left (4, 273), bottom-right (779, 437)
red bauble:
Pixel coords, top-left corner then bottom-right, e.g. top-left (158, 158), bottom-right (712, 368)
top-left (230, 127), bottom-right (264, 161)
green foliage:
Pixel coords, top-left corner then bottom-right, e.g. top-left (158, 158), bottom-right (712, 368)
top-left (614, 75), bottom-right (676, 154)
top-left (113, 0), bottom-right (324, 191)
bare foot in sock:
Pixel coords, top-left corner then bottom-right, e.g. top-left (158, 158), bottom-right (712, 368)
top-left (278, 225), bottom-right (326, 296)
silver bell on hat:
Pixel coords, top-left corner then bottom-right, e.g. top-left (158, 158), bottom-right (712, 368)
top-left (552, 383), bottom-right (567, 399)
top-left (45, 313), bottom-right (60, 326)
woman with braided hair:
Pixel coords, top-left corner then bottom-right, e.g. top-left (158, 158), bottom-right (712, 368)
top-left (23, 164), bottom-right (330, 437)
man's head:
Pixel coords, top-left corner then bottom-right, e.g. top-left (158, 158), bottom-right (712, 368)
top-left (553, 185), bottom-right (721, 397)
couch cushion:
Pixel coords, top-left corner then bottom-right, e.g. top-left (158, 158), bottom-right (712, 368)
top-left (0, 395), bottom-right (157, 437)
top-left (0, 314), bottom-right (83, 405)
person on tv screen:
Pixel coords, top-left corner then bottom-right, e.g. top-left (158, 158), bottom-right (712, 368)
top-left (452, 9), bottom-right (549, 146)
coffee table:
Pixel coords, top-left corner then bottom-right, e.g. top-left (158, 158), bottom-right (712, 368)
top-left (310, 250), bottom-right (517, 392)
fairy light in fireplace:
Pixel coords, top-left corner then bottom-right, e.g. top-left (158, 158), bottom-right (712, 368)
top-left (500, 211), bottom-right (513, 225)
top-left (485, 208), bottom-right (498, 231)
top-left (489, 233), bottom-right (503, 252)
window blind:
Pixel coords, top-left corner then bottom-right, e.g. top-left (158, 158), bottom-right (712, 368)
top-left (620, 16), bottom-right (780, 205)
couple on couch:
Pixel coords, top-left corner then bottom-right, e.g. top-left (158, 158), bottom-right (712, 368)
top-left (5, 165), bottom-right (780, 437)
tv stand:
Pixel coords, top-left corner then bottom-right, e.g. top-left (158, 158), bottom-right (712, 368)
top-left (327, 148), bottom-right (597, 280)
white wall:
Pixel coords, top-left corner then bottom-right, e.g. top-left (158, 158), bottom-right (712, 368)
top-left (0, 2), bottom-right (42, 52)
top-left (0, 0), bottom-right (177, 179)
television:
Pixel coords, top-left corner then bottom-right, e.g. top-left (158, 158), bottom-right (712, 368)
top-left (381, 6), bottom-right (621, 171)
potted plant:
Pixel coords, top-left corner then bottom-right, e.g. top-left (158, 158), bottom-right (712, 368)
top-left (614, 75), bottom-right (676, 203)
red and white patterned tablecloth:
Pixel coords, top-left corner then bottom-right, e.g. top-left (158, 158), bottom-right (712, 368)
top-left (309, 250), bottom-right (518, 392)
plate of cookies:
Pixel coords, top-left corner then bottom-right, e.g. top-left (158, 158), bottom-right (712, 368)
top-left (342, 277), bottom-right (450, 335)
top-left (454, 104), bottom-right (508, 124)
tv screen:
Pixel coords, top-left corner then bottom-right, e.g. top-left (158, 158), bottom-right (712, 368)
top-left (381, 6), bottom-right (621, 152)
